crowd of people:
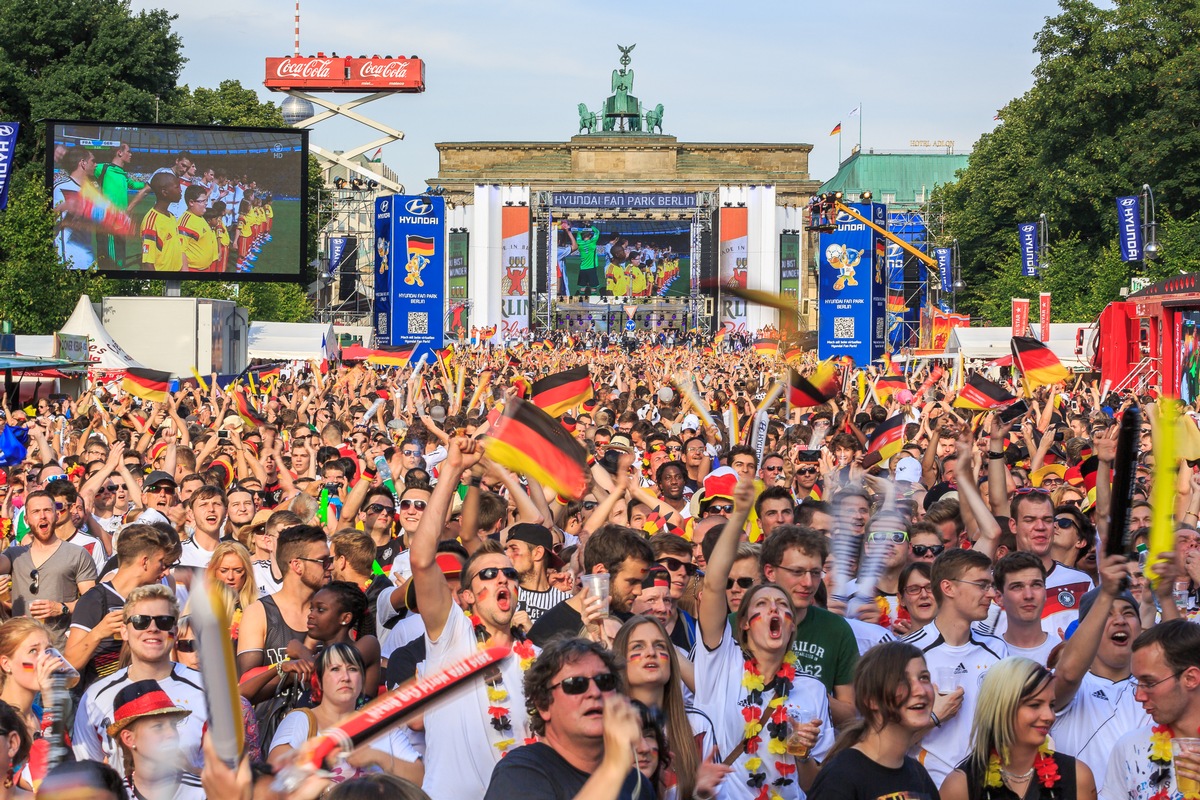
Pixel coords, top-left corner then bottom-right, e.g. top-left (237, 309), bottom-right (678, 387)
top-left (0, 336), bottom-right (1196, 800)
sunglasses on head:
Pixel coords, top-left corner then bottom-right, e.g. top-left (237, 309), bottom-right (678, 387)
top-left (550, 672), bottom-right (619, 695)
top-left (127, 614), bottom-right (177, 631)
top-left (470, 566), bottom-right (519, 583)
top-left (726, 576), bottom-right (755, 590)
top-left (1015, 487), bottom-right (1050, 495)
top-left (657, 557), bottom-right (698, 576)
top-left (910, 544), bottom-right (945, 558)
top-left (399, 499), bottom-right (427, 511)
top-left (366, 503), bottom-right (395, 515)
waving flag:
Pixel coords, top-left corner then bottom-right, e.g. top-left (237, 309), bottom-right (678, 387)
top-left (485, 397), bottom-right (589, 499)
top-left (954, 373), bottom-right (1016, 410)
top-left (866, 413), bottom-right (905, 463)
top-left (122, 368), bottom-right (171, 403)
top-left (531, 366), bottom-right (592, 418)
top-left (1011, 336), bottom-right (1070, 388)
top-left (787, 361), bottom-right (838, 408)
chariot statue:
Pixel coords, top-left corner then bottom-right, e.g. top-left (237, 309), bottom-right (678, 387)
top-left (576, 44), bottom-right (664, 135)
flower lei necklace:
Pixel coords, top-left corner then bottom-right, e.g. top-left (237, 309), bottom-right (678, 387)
top-left (740, 650), bottom-right (799, 800)
top-left (875, 595), bottom-right (909, 631)
top-left (1148, 724), bottom-right (1200, 800)
top-left (984, 739), bottom-right (1060, 800)
top-left (469, 611), bottom-right (537, 756)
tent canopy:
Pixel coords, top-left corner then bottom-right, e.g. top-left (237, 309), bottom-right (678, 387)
top-left (247, 321), bottom-right (337, 361)
top-left (59, 295), bottom-right (146, 373)
top-left (944, 323), bottom-right (1094, 371)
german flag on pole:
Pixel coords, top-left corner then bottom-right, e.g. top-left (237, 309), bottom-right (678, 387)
top-left (787, 361), bottom-right (838, 408)
top-left (531, 366), bottom-right (592, 418)
top-left (784, 346), bottom-right (803, 364)
top-left (367, 346), bottom-right (413, 368)
top-left (873, 375), bottom-right (908, 405)
top-left (753, 338), bottom-right (780, 357)
top-left (122, 368), bottom-right (171, 403)
top-left (231, 388), bottom-right (266, 429)
top-left (954, 373), bottom-right (1016, 410)
top-left (504, 349), bottom-right (521, 370)
top-left (434, 346), bottom-right (455, 383)
top-left (866, 413), bottom-right (905, 463)
top-left (1011, 336), bottom-right (1070, 388)
top-left (485, 397), bottom-right (589, 499)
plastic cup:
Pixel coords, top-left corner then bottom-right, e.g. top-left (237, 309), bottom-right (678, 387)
top-left (1173, 738), bottom-right (1200, 796)
top-left (580, 572), bottom-right (611, 616)
top-left (934, 667), bottom-right (961, 695)
top-left (786, 706), bottom-right (817, 759)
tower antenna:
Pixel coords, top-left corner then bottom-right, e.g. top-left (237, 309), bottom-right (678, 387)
top-left (294, 0), bottom-right (300, 56)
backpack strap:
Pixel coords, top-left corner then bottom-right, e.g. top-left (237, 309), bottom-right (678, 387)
top-left (300, 708), bottom-right (318, 740)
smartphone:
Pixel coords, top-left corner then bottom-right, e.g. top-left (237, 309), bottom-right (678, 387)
top-left (998, 400), bottom-right (1030, 425)
top-left (218, 430), bottom-right (230, 440)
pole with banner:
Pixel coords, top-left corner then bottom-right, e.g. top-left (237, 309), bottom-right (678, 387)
top-left (1116, 196), bottom-right (1143, 262)
top-left (1018, 222), bottom-right (1039, 277)
top-left (1040, 293), bottom-right (1051, 342)
top-left (1012, 298), bottom-right (1030, 338)
top-left (0, 122), bottom-right (17, 211)
top-left (934, 247), bottom-right (952, 294)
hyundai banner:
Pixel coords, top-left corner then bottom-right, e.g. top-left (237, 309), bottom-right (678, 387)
top-left (0, 122), bottom-right (16, 211)
top-left (1116, 196), bottom-right (1143, 262)
top-left (818, 202), bottom-right (886, 364)
top-left (373, 197), bottom-right (392, 344)
top-left (1018, 222), bottom-right (1039, 277)
top-left (374, 195), bottom-right (445, 359)
top-left (935, 248), bottom-right (952, 294)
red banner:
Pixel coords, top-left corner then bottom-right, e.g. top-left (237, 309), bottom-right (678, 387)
top-left (1040, 292), bottom-right (1051, 342)
top-left (1012, 298), bottom-right (1030, 338)
top-left (264, 56), bottom-right (425, 93)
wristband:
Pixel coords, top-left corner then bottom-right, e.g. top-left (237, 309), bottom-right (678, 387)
top-left (987, 452), bottom-right (1007, 460)
top-left (930, 711), bottom-right (941, 728)
top-left (362, 467), bottom-right (377, 479)
top-left (469, 477), bottom-right (482, 487)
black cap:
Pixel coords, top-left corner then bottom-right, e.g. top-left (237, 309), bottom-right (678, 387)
top-left (144, 470), bottom-right (176, 488)
top-left (1077, 586), bottom-right (1138, 624)
top-left (507, 523), bottom-right (563, 569)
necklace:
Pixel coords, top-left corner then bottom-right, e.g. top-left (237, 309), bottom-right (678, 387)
top-left (1148, 724), bottom-right (1200, 800)
top-left (469, 611), bottom-right (536, 756)
top-left (1001, 767), bottom-right (1034, 781)
top-left (739, 650), bottom-right (799, 800)
top-left (984, 739), bottom-right (1060, 800)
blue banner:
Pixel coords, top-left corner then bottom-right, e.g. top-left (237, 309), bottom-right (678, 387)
top-left (818, 202), bottom-right (885, 364)
top-left (383, 195), bottom-right (445, 360)
top-left (935, 248), bottom-right (952, 293)
top-left (550, 192), bottom-right (697, 209)
top-left (0, 122), bottom-right (18, 211)
top-left (1018, 222), bottom-right (1039, 277)
top-left (373, 196), bottom-right (393, 345)
top-left (328, 236), bottom-right (348, 276)
top-left (1116, 196), bottom-right (1143, 262)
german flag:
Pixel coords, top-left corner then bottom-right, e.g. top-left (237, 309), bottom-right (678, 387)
top-left (784, 346), bottom-right (803, 363)
top-left (866, 413), bottom-right (905, 463)
top-left (874, 375), bottom-right (908, 405)
top-left (231, 388), bottom-right (266, 429)
top-left (531, 366), bottom-right (592, 418)
top-left (504, 349), bottom-right (521, 370)
top-left (367, 346), bottom-right (414, 368)
top-left (881, 352), bottom-right (901, 376)
top-left (122, 368), bottom-right (171, 403)
top-left (713, 327), bottom-right (728, 347)
top-left (753, 338), bottom-right (780, 357)
top-left (702, 346), bottom-right (714, 356)
top-left (541, 338), bottom-right (553, 350)
top-left (511, 375), bottom-right (531, 399)
top-left (485, 397), bottom-right (589, 499)
top-left (954, 373), bottom-right (1016, 410)
top-left (886, 294), bottom-right (908, 314)
top-left (1011, 336), bottom-right (1070, 388)
top-left (406, 235), bottom-right (435, 258)
top-left (531, 341), bottom-right (545, 351)
top-left (787, 361), bottom-right (838, 408)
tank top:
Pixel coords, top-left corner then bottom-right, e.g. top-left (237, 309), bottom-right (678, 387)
top-left (961, 750), bottom-right (1079, 800)
top-left (261, 595), bottom-right (307, 667)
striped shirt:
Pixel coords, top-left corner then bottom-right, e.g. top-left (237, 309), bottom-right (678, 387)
top-left (518, 584), bottom-right (571, 624)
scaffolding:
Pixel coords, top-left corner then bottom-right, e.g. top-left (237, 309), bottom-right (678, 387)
top-left (313, 186), bottom-right (378, 327)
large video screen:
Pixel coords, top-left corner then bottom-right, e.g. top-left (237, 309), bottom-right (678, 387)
top-left (1180, 310), bottom-right (1200, 404)
top-left (554, 219), bottom-right (691, 298)
top-left (47, 121), bottom-right (307, 281)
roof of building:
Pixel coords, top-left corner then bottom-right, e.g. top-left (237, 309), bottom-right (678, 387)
top-left (819, 151), bottom-right (970, 207)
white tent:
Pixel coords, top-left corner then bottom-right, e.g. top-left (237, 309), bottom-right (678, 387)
top-left (1036, 322), bottom-right (1095, 372)
top-left (944, 327), bottom-right (1013, 361)
top-left (59, 294), bottom-right (146, 373)
top-left (247, 321), bottom-right (337, 361)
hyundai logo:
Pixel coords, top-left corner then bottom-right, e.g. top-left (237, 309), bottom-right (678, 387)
top-left (380, 200), bottom-right (389, 213)
top-left (0, 125), bottom-right (13, 137)
top-left (405, 198), bottom-right (434, 215)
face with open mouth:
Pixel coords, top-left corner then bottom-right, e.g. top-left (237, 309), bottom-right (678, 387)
top-left (897, 657), bottom-right (936, 731)
top-left (742, 587), bottom-right (795, 650)
top-left (1097, 601), bottom-right (1140, 668)
top-left (466, 556), bottom-right (520, 623)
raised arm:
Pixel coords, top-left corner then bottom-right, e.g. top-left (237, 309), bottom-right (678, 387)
top-left (699, 476), bottom-right (754, 650)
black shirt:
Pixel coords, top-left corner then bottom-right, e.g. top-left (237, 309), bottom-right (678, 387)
top-left (70, 582), bottom-right (126, 692)
top-left (483, 742), bottom-right (654, 800)
top-left (809, 747), bottom-right (940, 800)
top-left (384, 637), bottom-right (425, 690)
top-left (527, 600), bottom-right (583, 647)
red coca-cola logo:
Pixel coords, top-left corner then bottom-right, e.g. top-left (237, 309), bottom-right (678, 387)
top-left (274, 58), bottom-right (335, 79)
top-left (357, 60), bottom-right (410, 79)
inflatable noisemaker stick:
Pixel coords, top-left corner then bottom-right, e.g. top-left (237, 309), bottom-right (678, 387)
top-left (274, 646), bottom-right (510, 792)
top-left (672, 374), bottom-right (721, 441)
top-left (466, 371), bottom-right (492, 415)
top-left (189, 575), bottom-right (245, 767)
top-left (455, 366), bottom-right (466, 411)
top-left (829, 494), bottom-right (864, 605)
top-left (847, 523), bottom-right (895, 621)
top-left (915, 365), bottom-right (944, 401)
top-left (751, 381), bottom-right (785, 468)
top-left (1147, 401), bottom-right (1179, 588)
top-left (1104, 406), bottom-right (1141, 561)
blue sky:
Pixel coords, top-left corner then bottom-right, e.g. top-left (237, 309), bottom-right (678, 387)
top-left (135, 0), bottom-right (1067, 193)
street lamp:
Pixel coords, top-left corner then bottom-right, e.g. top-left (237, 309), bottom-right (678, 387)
top-left (1141, 183), bottom-right (1160, 261)
top-left (951, 239), bottom-right (965, 312)
top-left (1038, 213), bottom-right (1050, 274)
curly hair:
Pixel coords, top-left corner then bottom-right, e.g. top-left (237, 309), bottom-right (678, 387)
top-left (523, 637), bottom-right (622, 737)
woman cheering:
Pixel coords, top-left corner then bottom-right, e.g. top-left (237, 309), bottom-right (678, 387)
top-left (696, 476), bottom-right (832, 800)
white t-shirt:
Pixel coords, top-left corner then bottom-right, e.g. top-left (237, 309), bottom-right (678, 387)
top-left (65, 530), bottom-right (108, 573)
top-left (177, 535), bottom-right (216, 569)
top-left (846, 617), bottom-right (895, 655)
top-left (421, 607), bottom-right (535, 800)
top-left (901, 622), bottom-right (1008, 787)
top-left (390, 550), bottom-right (413, 583)
top-left (692, 622), bottom-right (833, 800)
top-left (1054, 671), bottom-right (1149, 791)
top-left (979, 562), bottom-right (1094, 638)
top-left (1002, 628), bottom-right (1062, 667)
top-left (270, 708), bottom-right (420, 784)
top-left (1101, 724), bottom-right (1181, 800)
top-left (253, 559), bottom-right (282, 598)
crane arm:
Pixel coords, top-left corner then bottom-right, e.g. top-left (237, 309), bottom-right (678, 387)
top-left (833, 201), bottom-right (938, 268)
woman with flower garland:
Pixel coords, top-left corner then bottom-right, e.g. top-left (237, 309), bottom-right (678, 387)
top-left (807, 641), bottom-right (940, 800)
top-left (696, 475), bottom-right (833, 800)
top-left (941, 657), bottom-right (1095, 800)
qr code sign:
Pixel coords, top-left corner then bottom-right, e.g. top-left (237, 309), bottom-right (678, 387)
top-left (408, 312), bottom-right (429, 334)
top-left (833, 317), bottom-right (855, 339)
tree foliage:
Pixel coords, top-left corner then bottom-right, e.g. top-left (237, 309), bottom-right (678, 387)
top-left (940, 0), bottom-right (1200, 324)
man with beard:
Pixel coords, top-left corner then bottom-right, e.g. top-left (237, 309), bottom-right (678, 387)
top-left (411, 438), bottom-right (533, 800)
top-left (225, 485), bottom-right (257, 531)
top-left (528, 524), bottom-right (653, 647)
top-left (505, 523), bottom-right (569, 627)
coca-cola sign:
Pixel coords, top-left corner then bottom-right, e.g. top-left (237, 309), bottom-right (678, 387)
top-left (274, 57), bottom-right (336, 79)
top-left (264, 56), bottom-right (424, 93)
top-left (356, 60), bottom-right (410, 79)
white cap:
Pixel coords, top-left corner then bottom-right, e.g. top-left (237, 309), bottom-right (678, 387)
top-left (681, 414), bottom-right (701, 432)
top-left (894, 456), bottom-right (922, 484)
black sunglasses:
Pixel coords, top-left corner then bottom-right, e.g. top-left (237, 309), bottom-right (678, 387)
top-left (127, 614), bottom-right (178, 631)
top-left (657, 557), bottom-right (698, 576)
top-left (175, 639), bottom-right (197, 653)
top-left (582, 500), bottom-right (599, 511)
top-left (550, 672), bottom-right (619, 695)
top-left (910, 544), bottom-right (946, 558)
top-left (726, 577), bottom-right (755, 590)
top-left (29, 568), bottom-right (39, 595)
top-left (470, 566), bottom-right (519, 583)
top-left (296, 556), bottom-right (335, 569)
top-left (705, 504), bottom-right (734, 515)
top-left (796, 467), bottom-right (819, 475)
top-left (365, 503), bottom-right (395, 515)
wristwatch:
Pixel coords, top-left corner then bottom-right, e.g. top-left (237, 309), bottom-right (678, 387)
top-left (59, 603), bottom-right (68, 616)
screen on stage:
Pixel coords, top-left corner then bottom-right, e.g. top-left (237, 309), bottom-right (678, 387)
top-left (554, 218), bottom-right (691, 299)
top-left (46, 120), bottom-right (307, 281)
top-left (1180, 310), bottom-right (1200, 404)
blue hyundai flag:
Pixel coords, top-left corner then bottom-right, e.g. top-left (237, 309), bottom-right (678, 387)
top-left (0, 122), bottom-right (19, 211)
top-left (0, 424), bottom-right (28, 467)
top-left (1018, 222), bottom-right (1039, 277)
top-left (1116, 196), bottom-right (1143, 262)
top-left (934, 248), bottom-right (952, 293)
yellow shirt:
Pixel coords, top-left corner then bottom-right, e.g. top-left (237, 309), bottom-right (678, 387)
top-left (178, 211), bottom-right (218, 271)
top-left (140, 208), bottom-right (184, 271)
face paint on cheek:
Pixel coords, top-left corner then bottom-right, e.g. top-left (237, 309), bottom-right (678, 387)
top-left (627, 652), bottom-right (645, 662)
top-left (747, 612), bottom-right (765, 625)
top-left (475, 588), bottom-right (489, 602)
top-left (19, 663), bottom-right (34, 672)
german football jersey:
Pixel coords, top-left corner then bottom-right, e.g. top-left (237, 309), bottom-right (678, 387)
top-left (178, 211), bottom-right (218, 271)
top-left (140, 208), bottom-right (184, 271)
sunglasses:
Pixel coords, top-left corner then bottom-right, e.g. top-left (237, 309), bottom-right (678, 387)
top-left (582, 500), bottom-right (599, 511)
top-left (175, 639), bottom-right (197, 654)
top-left (127, 614), bottom-right (178, 631)
top-left (706, 504), bottom-right (734, 515)
top-left (470, 566), bottom-right (519, 584)
top-left (1015, 487), bottom-right (1050, 495)
top-left (726, 577), bottom-right (755, 590)
top-left (657, 557), bottom-right (698, 576)
top-left (296, 556), bottom-right (335, 569)
top-left (44, 474), bottom-right (68, 483)
top-left (96, 484), bottom-right (120, 494)
top-left (550, 672), bottom-right (619, 695)
top-left (1055, 518), bottom-right (1078, 529)
top-left (401, 449), bottom-right (422, 458)
top-left (763, 465), bottom-right (785, 472)
top-left (365, 503), bottom-right (395, 515)
top-left (666, 446), bottom-right (683, 453)
top-left (868, 531), bottom-right (908, 545)
top-left (796, 467), bottom-right (819, 476)
top-left (910, 544), bottom-right (946, 558)
top-left (399, 499), bottom-right (427, 512)
top-left (29, 568), bottom-right (39, 595)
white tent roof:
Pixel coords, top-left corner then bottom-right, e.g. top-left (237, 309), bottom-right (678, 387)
top-left (944, 327), bottom-right (1012, 361)
top-left (247, 321), bottom-right (337, 361)
top-left (59, 295), bottom-right (146, 372)
top-left (1036, 322), bottom-right (1095, 371)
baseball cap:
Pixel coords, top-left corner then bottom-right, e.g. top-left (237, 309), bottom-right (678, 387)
top-left (507, 523), bottom-right (563, 569)
top-left (1075, 586), bottom-right (1138, 626)
top-left (144, 470), bottom-right (176, 488)
top-left (402, 552), bottom-right (465, 612)
top-left (893, 456), bottom-right (922, 484)
top-left (681, 414), bottom-right (701, 432)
